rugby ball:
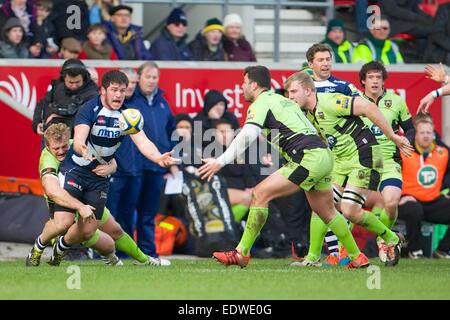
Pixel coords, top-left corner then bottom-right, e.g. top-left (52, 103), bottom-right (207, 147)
top-left (118, 108), bottom-right (144, 135)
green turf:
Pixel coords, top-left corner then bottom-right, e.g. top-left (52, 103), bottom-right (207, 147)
top-left (1, 258), bottom-right (450, 299)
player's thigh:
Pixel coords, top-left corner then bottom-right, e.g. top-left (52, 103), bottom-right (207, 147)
top-left (251, 171), bottom-right (300, 206)
top-left (83, 181), bottom-right (109, 220)
top-left (53, 211), bottom-right (75, 231)
top-left (365, 191), bottom-right (384, 209)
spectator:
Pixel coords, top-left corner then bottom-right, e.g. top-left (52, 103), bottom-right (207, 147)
top-left (126, 62), bottom-right (175, 262)
top-left (89, 0), bottom-right (121, 25)
top-left (352, 17), bottom-right (404, 64)
top-left (31, 59), bottom-right (98, 137)
top-left (52, 37), bottom-right (81, 59)
top-left (222, 13), bottom-right (256, 62)
top-left (194, 89), bottom-right (240, 150)
top-left (149, 8), bottom-right (192, 61)
top-left (378, 0), bottom-right (433, 42)
top-left (424, 3), bottom-right (450, 65)
top-left (50, 0), bottom-right (89, 43)
top-left (189, 17), bottom-right (225, 61)
top-left (79, 23), bottom-right (118, 60)
top-left (120, 67), bottom-right (138, 98)
top-left (0, 0), bottom-right (36, 38)
top-left (212, 118), bottom-right (256, 222)
top-left (29, 0), bottom-right (56, 58)
top-left (321, 19), bottom-right (353, 64)
top-left (398, 115), bottom-right (450, 259)
top-left (104, 4), bottom-right (151, 60)
top-left (0, 17), bottom-right (29, 58)
top-left (106, 67), bottom-right (143, 248)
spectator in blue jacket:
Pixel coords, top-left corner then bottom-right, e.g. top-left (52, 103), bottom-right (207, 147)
top-left (104, 4), bottom-right (151, 60)
top-left (128, 61), bottom-right (176, 262)
top-left (150, 8), bottom-right (192, 61)
top-left (106, 67), bottom-right (142, 243)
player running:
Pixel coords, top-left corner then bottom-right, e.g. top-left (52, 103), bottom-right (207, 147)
top-left (199, 65), bottom-right (370, 269)
top-left (285, 71), bottom-right (412, 267)
top-left (46, 70), bottom-right (179, 266)
top-left (26, 123), bottom-right (169, 267)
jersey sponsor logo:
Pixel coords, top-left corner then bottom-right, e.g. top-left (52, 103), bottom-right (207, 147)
top-left (97, 128), bottom-right (121, 138)
top-left (246, 108), bottom-right (256, 121)
top-left (325, 134), bottom-right (337, 149)
top-left (113, 119), bottom-right (120, 127)
top-left (67, 179), bottom-right (82, 191)
top-left (335, 97), bottom-right (351, 110)
top-left (370, 124), bottom-right (383, 136)
top-left (417, 165), bottom-right (437, 187)
top-left (97, 117), bottom-right (106, 125)
top-left (384, 100), bottom-right (392, 108)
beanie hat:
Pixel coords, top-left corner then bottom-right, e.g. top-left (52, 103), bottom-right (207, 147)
top-left (203, 90), bottom-right (227, 115)
top-left (202, 18), bottom-right (225, 34)
top-left (167, 8), bottom-right (188, 26)
top-left (109, 5), bottom-right (133, 16)
top-left (326, 19), bottom-right (345, 34)
top-left (175, 113), bottom-right (194, 127)
top-left (223, 13), bottom-right (243, 28)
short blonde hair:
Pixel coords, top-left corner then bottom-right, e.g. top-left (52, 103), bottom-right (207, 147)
top-left (284, 71), bottom-right (316, 91)
top-left (44, 123), bottom-right (70, 146)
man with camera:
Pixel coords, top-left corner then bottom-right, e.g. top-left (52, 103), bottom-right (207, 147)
top-left (32, 59), bottom-right (99, 138)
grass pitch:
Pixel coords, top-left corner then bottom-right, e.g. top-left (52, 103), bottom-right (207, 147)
top-left (1, 258), bottom-right (450, 300)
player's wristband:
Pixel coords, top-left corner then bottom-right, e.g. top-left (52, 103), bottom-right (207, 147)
top-left (431, 88), bottom-right (443, 98)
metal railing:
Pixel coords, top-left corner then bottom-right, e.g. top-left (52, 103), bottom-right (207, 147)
top-left (124, 0), bottom-right (335, 62)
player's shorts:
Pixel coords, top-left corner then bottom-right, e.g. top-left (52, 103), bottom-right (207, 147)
top-left (278, 147), bottom-right (333, 191)
top-left (379, 158), bottom-right (402, 191)
top-left (56, 168), bottom-right (109, 220)
top-left (333, 145), bottom-right (383, 191)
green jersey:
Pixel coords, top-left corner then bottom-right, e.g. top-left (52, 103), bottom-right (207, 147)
top-left (38, 147), bottom-right (60, 212)
top-left (245, 91), bottom-right (327, 162)
top-left (306, 92), bottom-right (378, 165)
top-left (362, 91), bottom-right (412, 162)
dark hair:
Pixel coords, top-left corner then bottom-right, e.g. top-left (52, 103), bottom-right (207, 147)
top-left (306, 43), bottom-right (332, 63)
top-left (36, 0), bottom-right (53, 11)
top-left (244, 65), bottom-right (271, 89)
top-left (60, 59), bottom-right (89, 81)
top-left (101, 70), bottom-right (129, 89)
top-left (359, 61), bottom-right (387, 87)
top-left (87, 23), bottom-right (107, 35)
top-left (213, 118), bottom-right (232, 129)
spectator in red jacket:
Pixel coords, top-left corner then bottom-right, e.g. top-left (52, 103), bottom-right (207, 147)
top-left (79, 24), bottom-right (118, 60)
top-left (222, 13), bottom-right (256, 62)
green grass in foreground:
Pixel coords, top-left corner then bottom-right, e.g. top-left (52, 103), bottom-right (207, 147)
top-left (1, 258), bottom-right (450, 299)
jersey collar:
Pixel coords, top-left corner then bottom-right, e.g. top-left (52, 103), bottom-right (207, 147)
top-left (363, 89), bottom-right (386, 105)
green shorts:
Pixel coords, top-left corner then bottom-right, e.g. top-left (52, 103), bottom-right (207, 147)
top-left (278, 147), bottom-right (334, 191)
top-left (380, 158), bottom-right (402, 182)
top-left (333, 145), bottom-right (383, 191)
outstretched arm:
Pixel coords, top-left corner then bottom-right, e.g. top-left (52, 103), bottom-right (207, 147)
top-left (198, 124), bottom-right (262, 181)
top-left (417, 83), bottom-right (450, 114)
top-left (353, 97), bottom-right (413, 157)
top-left (131, 131), bottom-right (180, 168)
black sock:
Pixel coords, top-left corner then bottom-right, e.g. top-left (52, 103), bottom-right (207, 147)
top-left (56, 236), bottom-right (71, 254)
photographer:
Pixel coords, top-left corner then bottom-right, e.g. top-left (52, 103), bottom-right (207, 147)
top-left (32, 59), bottom-right (99, 137)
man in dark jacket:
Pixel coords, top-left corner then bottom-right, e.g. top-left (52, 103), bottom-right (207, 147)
top-left (150, 8), bottom-right (192, 61)
top-left (104, 4), bottom-right (151, 60)
top-left (425, 3), bottom-right (450, 64)
top-left (189, 18), bottom-right (225, 61)
top-left (32, 59), bottom-right (98, 137)
top-left (125, 62), bottom-right (175, 263)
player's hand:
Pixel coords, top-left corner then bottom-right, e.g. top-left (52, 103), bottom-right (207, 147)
top-left (81, 146), bottom-right (95, 161)
top-left (78, 204), bottom-right (96, 222)
top-left (417, 92), bottom-right (435, 114)
top-left (36, 123), bottom-right (44, 136)
top-left (92, 161), bottom-right (116, 177)
top-left (156, 151), bottom-right (181, 168)
top-left (198, 158), bottom-right (222, 181)
top-left (425, 63), bottom-right (447, 83)
top-left (392, 134), bottom-right (414, 157)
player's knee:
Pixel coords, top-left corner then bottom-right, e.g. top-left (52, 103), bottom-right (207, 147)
top-left (340, 204), bottom-right (361, 222)
top-left (251, 187), bottom-right (270, 207)
top-left (110, 223), bottom-right (124, 240)
top-left (54, 219), bottom-right (73, 234)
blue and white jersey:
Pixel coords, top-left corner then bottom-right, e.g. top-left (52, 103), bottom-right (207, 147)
top-left (62, 96), bottom-right (126, 174)
top-left (314, 75), bottom-right (360, 97)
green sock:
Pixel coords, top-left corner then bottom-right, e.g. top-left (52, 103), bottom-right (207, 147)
top-left (327, 213), bottom-right (360, 260)
top-left (306, 214), bottom-right (328, 261)
top-left (115, 232), bottom-right (148, 263)
top-left (237, 207), bottom-right (268, 256)
top-left (371, 205), bottom-right (383, 218)
top-left (379, 208), bottom-right (397, 229)
top-left (232, 204), bottom-right (249, 222)
top-left (360, 210), bottom-right (399, 245)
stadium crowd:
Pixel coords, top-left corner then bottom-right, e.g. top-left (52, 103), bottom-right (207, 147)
top-left (1, 0), bottom-right (448, 265)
